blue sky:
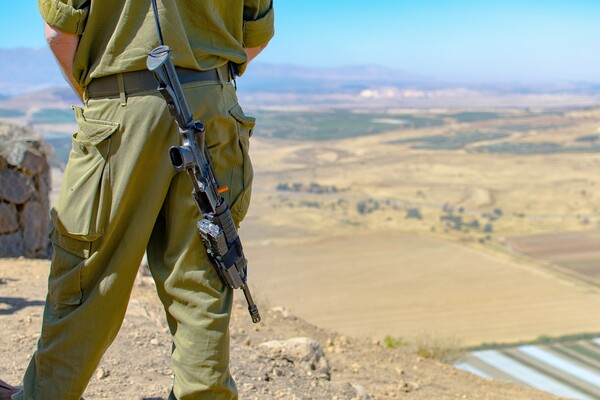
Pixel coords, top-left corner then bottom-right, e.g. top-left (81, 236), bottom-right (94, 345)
top-left (2, 1), bottom-right (599, 83)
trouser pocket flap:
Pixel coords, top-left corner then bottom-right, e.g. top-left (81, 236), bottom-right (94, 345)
top-left (51, 107), bottom-right (119, 241)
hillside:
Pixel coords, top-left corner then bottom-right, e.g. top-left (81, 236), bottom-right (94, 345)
top-left (2, 49), bottom-right (600, 399)
top-left (0, 258), bottom-right (563, 400)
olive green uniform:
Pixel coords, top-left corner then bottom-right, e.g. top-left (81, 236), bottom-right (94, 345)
top-left (13, 1), bottom-right (274, 399)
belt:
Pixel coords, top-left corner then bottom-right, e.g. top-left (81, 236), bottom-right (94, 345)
top-left (86, 65), bottom-right (230, 99)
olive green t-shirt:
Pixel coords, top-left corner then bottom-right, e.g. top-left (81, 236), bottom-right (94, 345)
top-left (38, 0), bottom-right (275, 85)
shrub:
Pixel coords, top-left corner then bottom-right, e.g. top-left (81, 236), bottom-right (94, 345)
top-left (412, 334), bottom-right (464, 363)
top-left (384, 335), bottom-right (407, 349)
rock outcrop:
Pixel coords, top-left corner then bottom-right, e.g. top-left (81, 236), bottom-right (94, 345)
top-left (0, 123), bottom-right (51, 258)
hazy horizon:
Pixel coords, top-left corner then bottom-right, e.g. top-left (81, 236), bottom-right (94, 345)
top-left (2, 1), bottom-right (600, 85)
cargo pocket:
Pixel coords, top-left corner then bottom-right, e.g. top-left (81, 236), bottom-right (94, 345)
top-left (228, 104), bottom-right (255, 223)
top-left (50, 106), bottom-right (119, 254)
top-left (48, 107), bottom-right (119, 310)
top-left (47, 229), bottom-right (87, 312)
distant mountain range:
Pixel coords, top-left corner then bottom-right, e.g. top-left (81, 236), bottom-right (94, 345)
top-left (241, 63), bottom-right (434, 93)
top-left (0, 48), bottom-right (67, 95)
top-left (1, 47), bottom-right (599, 99)
top-left (0, 47), bottom-right (433, 97)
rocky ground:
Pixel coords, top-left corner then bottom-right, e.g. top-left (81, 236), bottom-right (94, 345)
top-left (0, 258), bottom-right (564, 400)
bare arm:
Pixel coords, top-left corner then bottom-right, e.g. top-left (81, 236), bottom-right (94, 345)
top-left (45, 23), bottom-right (84, 102)
top-left (243, 42), bottom-right (269, 64)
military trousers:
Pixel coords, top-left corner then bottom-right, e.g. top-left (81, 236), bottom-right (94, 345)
top-left (13, 76), bottom-right (255, 400)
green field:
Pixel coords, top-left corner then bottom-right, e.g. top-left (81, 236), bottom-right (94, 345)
top-left (44, 136), bottom-right (72, 167)
top-left (248, 108), bottom-right (576, 141)
top-left (446, 111), bottom-right (502, 123)
top-left (390, 131), bottom-right (509, 150)
top-left (252, 110), bottom-right (444, 140)
top-left (0, 109), bottom-right (25, 118)
top-left (31, 108), bottom-right (75, 124)
top-left (471, 141), bottom-right (600, 154)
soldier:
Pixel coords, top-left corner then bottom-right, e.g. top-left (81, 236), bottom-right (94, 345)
top-left (6, 0), bottom-right (274, 399)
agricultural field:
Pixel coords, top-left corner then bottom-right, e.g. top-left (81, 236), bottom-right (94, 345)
top-left (507, 231), bottom-right (600, 284)
top-left (0, 109), bottom-right (25, 118)
top-left (29, 108), bottom-right (75, 125)
top-left (243, 105), bottom-right (600, 243)
top-left (239, 104), bottom-right (600, 346)
top-left (244, 233), bottom-right (600, 346)
top-left (4, 91), bottom-right (600, 348)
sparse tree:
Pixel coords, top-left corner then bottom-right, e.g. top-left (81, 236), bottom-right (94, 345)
top-left (405, 208), bottom-right (423, 220)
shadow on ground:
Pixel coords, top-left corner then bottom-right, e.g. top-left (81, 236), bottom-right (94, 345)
top-left (0, 297), bottom-right (45, 315)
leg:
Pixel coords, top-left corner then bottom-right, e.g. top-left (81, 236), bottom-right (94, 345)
top-left (147, 81), bottom-right (254, 400)
top-left (13, 94), bottom-right (178, 400)
top-left (147, 173), bottom-right (236, 400)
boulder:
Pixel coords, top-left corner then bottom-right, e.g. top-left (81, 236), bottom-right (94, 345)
top-left (0, 123), bottom-right (51, 258)
top-left (259, 337), bottom-right (331, 380)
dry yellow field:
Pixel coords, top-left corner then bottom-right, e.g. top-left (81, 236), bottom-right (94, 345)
top-left (245, 234), bottom-right (600, 347)
top-left (239, 107), bottom-right (600, 346)
top-left (243, 108), bottom-right (600, 244)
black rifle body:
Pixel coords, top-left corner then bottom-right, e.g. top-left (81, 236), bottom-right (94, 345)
top-left (147, 45), bottom-right (260, 323)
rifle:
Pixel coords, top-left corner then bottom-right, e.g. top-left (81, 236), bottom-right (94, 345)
top-left (146, 45), bottom-right (261, 323)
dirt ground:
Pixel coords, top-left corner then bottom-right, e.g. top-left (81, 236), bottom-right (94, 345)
top-left (0, 258), bottom-right (563, 400)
